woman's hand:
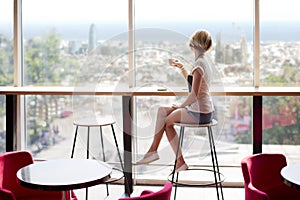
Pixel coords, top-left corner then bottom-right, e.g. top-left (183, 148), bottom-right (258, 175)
top-left (169, 58), bottom-right (183, 69)
top-left (172, 104), bottom-right (184, 109)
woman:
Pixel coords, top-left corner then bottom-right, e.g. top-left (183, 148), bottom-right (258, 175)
top-left (136, 30), bottom-right (215, 172)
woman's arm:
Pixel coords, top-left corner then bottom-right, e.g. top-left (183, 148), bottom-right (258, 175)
top-left (172, 68), bottom-right (202, 109)
top-left (169, 59), bottom-right (189, 79)
top-left (179, 66), bottom-right (189, 79)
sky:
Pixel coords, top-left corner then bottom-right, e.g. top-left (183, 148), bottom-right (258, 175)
top-left (1, 0), bottom-right (300, 24)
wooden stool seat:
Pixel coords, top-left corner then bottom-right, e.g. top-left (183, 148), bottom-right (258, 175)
top-left (174, 118), bottom-right (218, 128)
top-left (73, 117), bottom-right (116, 127)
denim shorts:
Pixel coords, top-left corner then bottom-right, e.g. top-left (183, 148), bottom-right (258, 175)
top-left (186, 109), bottom-right (214, 124)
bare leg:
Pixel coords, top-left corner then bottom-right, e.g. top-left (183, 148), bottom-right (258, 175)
top-left (165, 108), bottom-right (197, 169)
top-left (136, 107), bottom-right (175, 164)
top-left (147, 106), bottom-right (176, 152)
top-left (137, 107), bottom-right (196, 166)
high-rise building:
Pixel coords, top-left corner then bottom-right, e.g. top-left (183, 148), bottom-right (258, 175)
top-left (88, 24), bottom-right (96, 54)
top-left (215, 32), bottom-right (224, 63)
top-left (240, 34), bottom-right (247, 65)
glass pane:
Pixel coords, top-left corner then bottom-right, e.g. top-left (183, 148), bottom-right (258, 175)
top-left (0, 0), bottom-right (14, 86)
top-left (260, 0), bottom-right (300, 86)
top-left (26, 94), bottom-right (124, 170)
top-left (135, 0), bottom-right (253, 87)
top-left (134, 0), bottom-right (253, 184)
top-left (263, 96), bottom-right (300, 163)
top-left (23, 0), bottom-right (128, 86)
top-left (134, 96), bottom-right (252, 183)
top-left (23, 0), bottom-right (128, 167)
top-left (25, 95), bottom-right (74, 158)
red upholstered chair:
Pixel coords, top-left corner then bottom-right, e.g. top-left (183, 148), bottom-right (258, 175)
top-left (0, 188), bottom-right (15, 200)
top-left (241, 153), bottom-right (300, 200)
top-left (0, 150), bottom-right (77, 200)
top-left (119, 181), bottom-right (172, 200)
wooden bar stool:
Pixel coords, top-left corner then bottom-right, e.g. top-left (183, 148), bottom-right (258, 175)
top-left (168, 119), bottom-right (224, 200)
top-left (71, 117), bottom-right (127, 199)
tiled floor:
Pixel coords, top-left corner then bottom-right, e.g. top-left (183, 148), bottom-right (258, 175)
top-left (73, 184), bottom-right (244, 200)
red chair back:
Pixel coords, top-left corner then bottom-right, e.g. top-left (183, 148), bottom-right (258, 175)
top-left (119, 181), bottom-right (172, 200)
top-left (241, 153), bottom-right (300, 200)
top-left (0, 151), bottom-right (36, 198)
top-left (242, 153), bottom-right (287, 191)
top-left (0, 151), bottom-right (64, 199)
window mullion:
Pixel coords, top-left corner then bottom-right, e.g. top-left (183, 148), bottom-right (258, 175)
top-left (13, 0), bottom-right (25, 150)
top-left (254, 0), bottom-right (260, 87)
top-left (128, 0), bottom-right (134, 88)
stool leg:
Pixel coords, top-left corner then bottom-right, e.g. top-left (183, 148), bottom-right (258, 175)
top-left (99, 126), bottom-right (106, 161)
top-left (111, 124), bottom-right (131, 196)
top-left (209, 127), bottom-right (222, 183)
top-left (99, 126), bottom-right (109, 197)
top-left (71, 125), bottom-right (79, 158)
top-left (87, 126), bottom-right (90, 159)
top-left (207, 126), bottom-right (219, 200)
top-left (210, 127), bottom-right (224, 200)
top-left (172, 126), bottom-right (185, 200)
top-left (208, 126), bottom-right (224, 200)
top-left (86, 126), bottom-right (90, 200)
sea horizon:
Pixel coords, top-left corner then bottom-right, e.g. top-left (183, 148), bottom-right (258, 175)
top-left (1, 21), bottom-right (300, 42)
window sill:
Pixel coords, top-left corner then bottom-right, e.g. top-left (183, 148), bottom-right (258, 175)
top-left (0, 86), bottom-right (300, 96)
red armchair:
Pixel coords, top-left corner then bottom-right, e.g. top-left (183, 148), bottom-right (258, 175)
top-left (119, 181), bottom-right (172, 200)
top-left (241, 153), bottom-right (300, 200)
top-left (0, 150), bottom-right (77, 200)
top-left (0, 188), bottom-right (15, 200)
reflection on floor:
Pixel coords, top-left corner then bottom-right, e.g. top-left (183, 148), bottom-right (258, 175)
top-left (73, 184), bottom-right (244, 200)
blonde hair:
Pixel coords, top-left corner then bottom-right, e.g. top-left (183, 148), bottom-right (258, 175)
top-left (190, 30), bottom-right (212, 52)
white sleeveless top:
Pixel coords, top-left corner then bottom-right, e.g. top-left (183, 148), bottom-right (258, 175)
top-left (186, 56), bottom-right (214, 114)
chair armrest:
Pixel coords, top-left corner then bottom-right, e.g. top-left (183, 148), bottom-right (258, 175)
top-left (246, 183), bottom-right (269, 200)
top-left (140, 190), bottom-right (154, 196)
top-left (0, 188), bottom-right (16, 200)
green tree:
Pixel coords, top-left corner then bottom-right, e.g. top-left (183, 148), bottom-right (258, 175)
top-left (25, 30), bottom-right (62, 85)
top-left (234, 65), bottom-right (300, 145)
top-left (0, 34), bottom-right (14, 86)
top-left (24, 30), bottom-right (79, 145)
top-left (0, 35), bottom-right (14, 139)
top-left (263, 96), bottom-right (300, 145)
top-left (262, 64), bottom-right (300, 144)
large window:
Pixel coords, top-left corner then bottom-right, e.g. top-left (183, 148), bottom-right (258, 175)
top-left (260, 1), bottom-right (300, 164)
top-left (22, 0), bottom-right (128, 160)
top-left (260, 0), bottom-right (300, 86)
top-left (135, 0), bottom-right (254, 87)
top-left (22, 0), bottom-right (128, 86)
top-left (134, 0), bottom-right (253, 182)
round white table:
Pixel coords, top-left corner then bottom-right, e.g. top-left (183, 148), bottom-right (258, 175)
top-left (17, 159), bottom-right (112, 199)
top-left (281, 164), bottom-right (300, 190)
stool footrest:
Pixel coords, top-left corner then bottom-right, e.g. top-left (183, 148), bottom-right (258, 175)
top-left (168, 168), bottom-right (225, 187)
top-left (105, 167), bottom-right (125, 184)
